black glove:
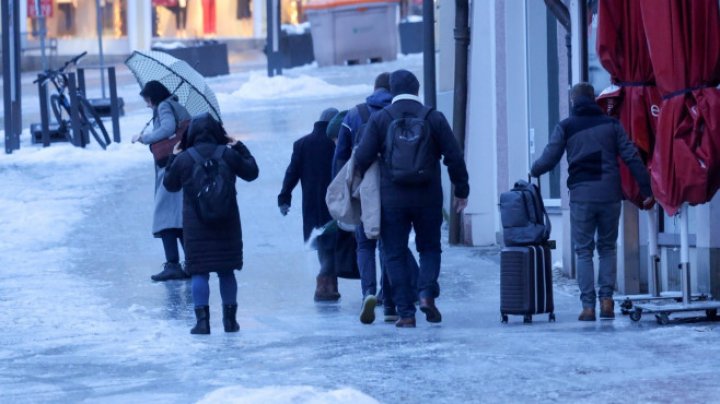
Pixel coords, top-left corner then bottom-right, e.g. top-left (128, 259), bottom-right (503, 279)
top-left (279, 204), bottom-right (290, 216)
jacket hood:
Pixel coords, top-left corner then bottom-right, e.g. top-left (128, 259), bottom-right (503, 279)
top-left (571, 96), bottom-right (603, 117)
top-left (185, 112), bottom-right (227, 147)
top-left (312, 120), bottom-right (330, 136)
top-left (366, 88), bottom-right (393, 109)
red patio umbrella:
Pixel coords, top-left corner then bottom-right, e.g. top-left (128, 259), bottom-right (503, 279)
top-left (596, 0), bottom-right (661, 208)
top-left (639, 0), bottom-right (720, 215)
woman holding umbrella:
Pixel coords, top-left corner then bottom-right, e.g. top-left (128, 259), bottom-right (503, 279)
top-left (132, 80), bottom-right (192, 282)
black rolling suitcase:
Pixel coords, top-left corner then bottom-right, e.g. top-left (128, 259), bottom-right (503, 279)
top-left (500, 244), bottom-right (555, 323)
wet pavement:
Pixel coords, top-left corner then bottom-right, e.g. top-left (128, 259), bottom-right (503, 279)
top-left (2, 56), bottom-right (720, 403)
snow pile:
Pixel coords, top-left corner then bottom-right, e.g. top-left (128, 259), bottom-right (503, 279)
top-left (152, 41), bottom-right (187, 50)
top-left (282, 22), bottom-right (311, 35)
top-left (197, 386), bottom-right (379, 404)
top-left (216, 71), bottom-right (372, 103)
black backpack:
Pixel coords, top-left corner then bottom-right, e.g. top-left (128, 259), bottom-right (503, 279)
top-left (187, 146), bottom-right (236, 225)
top-left (383, 107), bottom-right (435, 184)
top-left (352, 103), bottom-right (371, 146)
top-left (499, 179), bottom-right (551, 246)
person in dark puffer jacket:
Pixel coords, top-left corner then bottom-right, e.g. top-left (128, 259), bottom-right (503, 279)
top-left (354, 69), bottom-right (470, 328)
top-left (531, 82), bottom-right (654, 322)
top-left (164, 113), bottom-right (259, 335)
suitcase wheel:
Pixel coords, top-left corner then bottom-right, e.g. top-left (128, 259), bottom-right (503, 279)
top-left (549, 313), bottom-right (556, 322)
top-left (501, 314), bottom-right (508, 324)
top-left (523, 314), bottom-right (532, 324)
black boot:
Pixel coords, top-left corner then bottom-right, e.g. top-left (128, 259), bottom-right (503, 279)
top-left (151, 262), bottom-right (187, 282)
top-left (191, 306), bottom-right (210, 335)
top-left (222, 304), bottom-right (240, 332)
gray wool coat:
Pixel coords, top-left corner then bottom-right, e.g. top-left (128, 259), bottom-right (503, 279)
top-left (142, 97), bottom-right (191, 236)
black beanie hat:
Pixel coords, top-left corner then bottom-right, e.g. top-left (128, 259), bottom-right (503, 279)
top-left (389, 69), bottom-right (420, 96)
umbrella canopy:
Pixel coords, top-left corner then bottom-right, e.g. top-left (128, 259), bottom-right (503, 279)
top-left (640, 0), bottom-right (720, 215)
top-left (596, 0), bottom-right (661, 209)
top-left (125, 50), bottom-right (222, 123)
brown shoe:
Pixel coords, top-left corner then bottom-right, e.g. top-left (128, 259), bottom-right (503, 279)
top-left (314, 276), bottom-right (340, 302)
top-left (329, 276), bottom-right (341, 300)
top-left (419, 297), bottom-right (442, 323)
top-left (395, 317), bottom-right (416, 328)
top-left (600, 298), bottom-right (615, 319)
top-left (578, 307), bottom-right (596, 321)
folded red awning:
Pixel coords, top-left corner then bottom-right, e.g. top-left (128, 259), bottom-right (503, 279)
top-left (596, 0), bottom-right (661, 209)
top-left (640, 0), bottom-right (720, 215)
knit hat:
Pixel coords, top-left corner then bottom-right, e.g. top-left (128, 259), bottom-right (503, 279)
top-left (326, 110), bottom-right (348, 140)
top-left (318, 107), bottom-right (339, 122)
top-left (389, 69), bottom-right (420, 96)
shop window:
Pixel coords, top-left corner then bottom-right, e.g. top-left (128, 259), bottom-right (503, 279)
top-left (28, 0), bottom-right (127, 39)
top-left (153, 0), bottom-right (255, 38)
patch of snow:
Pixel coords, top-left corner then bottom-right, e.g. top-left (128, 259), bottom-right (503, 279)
top-left (404, 15), bottom-right (423, 23)
top-left (282, 22), bottom-right (311, 35)
top-left (197, 385), bottom-right (379, 404)
top-left (152, 41), bottom-right (187, 50)
top-left (216, 71), bottom-right (372, 105)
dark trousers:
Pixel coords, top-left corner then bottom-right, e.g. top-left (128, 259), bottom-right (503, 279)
top-left (380, 206), bottom-right (442, 319)
top-left (571, 201), bottom-right (622, 308)
top-left (316, 233), bottom-right (337, 277)
top-left (356, 224), bottom-right (418, 308)
top-left (160, 228), bottom-right (184, 264)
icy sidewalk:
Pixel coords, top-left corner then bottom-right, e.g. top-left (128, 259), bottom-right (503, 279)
top-left (1, 55), bottom-right (719, 403)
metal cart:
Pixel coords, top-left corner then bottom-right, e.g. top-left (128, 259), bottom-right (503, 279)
top-left (614, 206), bottom-right (709, 315)
top-left (629, 204), bottom-right (720, 325)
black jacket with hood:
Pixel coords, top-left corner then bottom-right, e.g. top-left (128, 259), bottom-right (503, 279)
top-left (164, 113), bottom-right (259, 275)
top-left (353, 70), bottom-right (470, 209)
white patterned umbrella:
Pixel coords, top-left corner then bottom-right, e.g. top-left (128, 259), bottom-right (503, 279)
top-left (125, 50), bottom-right (222, 123)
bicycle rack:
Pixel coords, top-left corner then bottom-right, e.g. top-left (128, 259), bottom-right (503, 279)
top-left (77, 66), bottom-right (122, 144)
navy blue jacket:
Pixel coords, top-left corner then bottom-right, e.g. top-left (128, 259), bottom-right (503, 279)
top-left (354, 96), bottom-right (470, 209)
top-left (278, 121), bottom-right (335, 241)
top-left (332, 88), bottom-right (393, 176)
top-left (531, 98), bottom-right (652, 203)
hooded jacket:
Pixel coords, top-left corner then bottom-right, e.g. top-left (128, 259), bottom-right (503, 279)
top-left (332, 88), bottom-right (393, 176)
top-left (163, 113), bottom-right (259, 274)
top-left (278, 121), bottom-right (336, 241)
top-left (353, 71), bottom-right (469, 209)
top-left (530, 97), bottom-right (652, 203)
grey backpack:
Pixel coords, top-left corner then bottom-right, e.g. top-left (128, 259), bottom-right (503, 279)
top-left (499, 179), bottom-right (551, 246)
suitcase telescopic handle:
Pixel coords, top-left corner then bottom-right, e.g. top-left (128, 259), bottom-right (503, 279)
top-left (528, 174), bottom-right (541, 193)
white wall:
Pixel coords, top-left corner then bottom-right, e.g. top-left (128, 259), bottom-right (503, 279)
top-left (464, 0), bottom-right (498, 246)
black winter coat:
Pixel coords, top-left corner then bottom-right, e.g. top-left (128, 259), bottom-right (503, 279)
top-left (278, 121), bottom-right (335, 241)
top-left (354, 97), bottom-right (470, 209)
top-left (164, 114), bottom-right (259, 275)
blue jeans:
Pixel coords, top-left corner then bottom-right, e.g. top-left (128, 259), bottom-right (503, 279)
top-left (381, 206), bottom-right (442, 319)
top-left (191, 270), bottom-right (237, 307)
top-left (356, 224), bottom-right (419, 307)
top-left (571, 202), bottom-right (622, 309)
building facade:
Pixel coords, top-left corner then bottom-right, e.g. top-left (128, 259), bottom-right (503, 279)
top-left (439, 0), bottom-right (720, 298)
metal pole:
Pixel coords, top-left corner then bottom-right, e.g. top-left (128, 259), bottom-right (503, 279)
top-left (68, 73), bottom-right (85, 148)
top-left (647, 206), bottom-right (661, 297)
top-left (423, 0), bottom-right (436, 107)
top-left (96, 0), bottom-right (107, 98)
top-left (449, 0), bottom-right (470, 245)
top-left (3, 0), bottom-right (22, 154)
top-left (108, 66), bottom-right (121, 143)
top-left (34, 0), bottom-right (48, 71)
top-left (679, 204), bottom-right (692, 305)
top-left (266, 0), bottom-right (282, 77)
top-left (37, 75), bottom-right (51, 147)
